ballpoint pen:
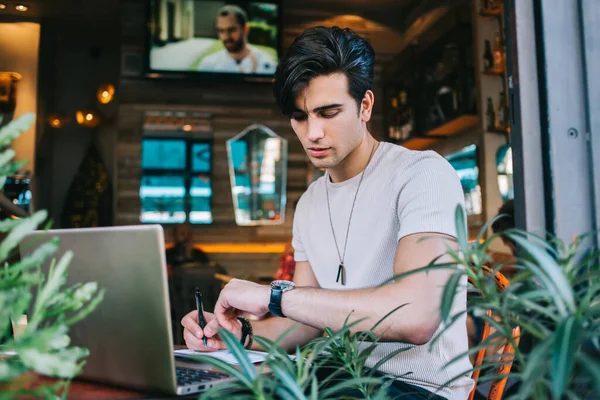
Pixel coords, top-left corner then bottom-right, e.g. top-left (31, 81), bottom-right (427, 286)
top-left (195, 287), bottom-right (208, 347)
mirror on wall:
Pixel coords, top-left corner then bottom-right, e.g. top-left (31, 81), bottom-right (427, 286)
top-left (496, 144), bottom-right (514, 201)
top-left (227, 124), bottom-right (288, 226)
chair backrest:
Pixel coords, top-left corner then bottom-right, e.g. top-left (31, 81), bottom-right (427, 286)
top-left (468, 266), bottom-right (520, 400)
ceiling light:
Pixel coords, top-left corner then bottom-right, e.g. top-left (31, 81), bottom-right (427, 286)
top-left (182, 124), bottom-right (192, 132)
top-left (96, 83), bottom-right (115, 104)
top-left (15, 4), bottom-right (28, 12)
top-left (0, 4), bottom-right (7, 10)
top-left (76, 110), bottom-right (101, 128)
top-left (47, 114), bottom-right (71, 128)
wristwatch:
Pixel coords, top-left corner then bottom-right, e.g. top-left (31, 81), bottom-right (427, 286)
top-left (268, 280), bottom-right (295, 318)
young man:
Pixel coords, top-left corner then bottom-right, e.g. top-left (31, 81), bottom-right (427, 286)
top-left (183, 27), bottom-right (473, 399)
top-left (166, 224), bottom-right (210, 267)
top-left (197, 5), bottom-right (276, 75)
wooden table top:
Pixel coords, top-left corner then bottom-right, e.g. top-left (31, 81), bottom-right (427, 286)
top-left (6, 373), bottom-right (199, 400)
top-left (4, 346), bottom-right (200, 400)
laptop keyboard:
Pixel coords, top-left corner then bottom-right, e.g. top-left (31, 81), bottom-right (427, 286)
top-left (176, 367), bottom-right (229, 386)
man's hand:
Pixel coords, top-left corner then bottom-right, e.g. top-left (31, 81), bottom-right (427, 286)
top-left (214, 279), bottom-right (271, 331)
top-left (181, 310), bottom-right (242, 351)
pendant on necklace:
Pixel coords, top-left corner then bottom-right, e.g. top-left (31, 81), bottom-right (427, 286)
top-left (336, 263), bottom-right (346, 285)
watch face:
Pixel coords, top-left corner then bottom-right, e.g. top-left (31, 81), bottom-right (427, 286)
top-left (271, 280), bottom-right (295, 291)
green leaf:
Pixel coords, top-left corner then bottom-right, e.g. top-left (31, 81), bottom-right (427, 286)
top-left (370, 303), bottom-right (408, 333)
top-left (440, 271), bottom-right (463, 323)
top-left (275, 386), bottom-right (304, 400)
top-left (0, 113), bottom-right (35, 148)
top-left (63, 288), bottom-right (105, 326)
top-left (476, 212), bottom-right (505, 244)
top-left (256, 338), bottom-right (295, 371)
top-left (552, 316), bottom-right (582, 398)
top-left (0, 210), bottom-right (48, 262)
top-left (310, 373), bottom-right (319, 400)
top-left (577, 353), bottom-right (600, 395)
top-left (28, 251), bottom-right (73, 331)
top-left (384, 263), bottom-right (457, 286)
top-left (428, 311), bottom-right (467, 351)
top-left (269, 363), bottom-right (306, 399)
top-left (519, 336), bottom-right (553, 398)
top-left (454, 204), bottom-right (468, 256)
top-left (187, 353), bottom-right (253, 388)
top-left (218, 327), bottom-right (257, 381)
top-left (370, 345), bottom-right (413, 372)
top-left (0, 359), bottom-right (28, 382)
top-left (18, 346), bottom-right (88, 378)
top-left (0, 149), bottom-right (15, 169)
top-left (2, 238), bottom-right (60, 278)
top-left (508, 233), bottom-right (576, 315)
top-left (319, 377), bottom-right (384, 398)
top-left (0, 286), bottom-right (29, 332)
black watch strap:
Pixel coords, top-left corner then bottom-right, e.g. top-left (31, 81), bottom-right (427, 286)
top-left (268, 287), bottom-right (285, 318)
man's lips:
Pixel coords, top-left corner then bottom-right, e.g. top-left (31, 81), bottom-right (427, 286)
top-left (307, 147), bottom-right (330, 157)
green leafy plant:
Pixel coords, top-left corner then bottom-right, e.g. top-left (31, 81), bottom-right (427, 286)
top-left (183, 204), bottom-right (599, 400)
top-left (187, 324), bottom-right (391, 399)
top-left (421, 206), bottom-right (600, 399)
top-left (0, 113), bottom-right (105, 399)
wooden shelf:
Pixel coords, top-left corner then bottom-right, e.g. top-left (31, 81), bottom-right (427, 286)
top-left (482, 69), bottom-right (505, 77)
top-left (395, 115), bottom-right (480, 151)
top-left (479, 7), bottom-right (503, 18)
top-left (488, 127), bottom-right (510, 135)
top-left (397, 137), bottom-right (442, 151)
top-left (425, 114), bottom-right (479, 137)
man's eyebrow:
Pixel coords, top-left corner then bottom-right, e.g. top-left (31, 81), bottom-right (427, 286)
top-left (292, 103), bottom-right (344, 114)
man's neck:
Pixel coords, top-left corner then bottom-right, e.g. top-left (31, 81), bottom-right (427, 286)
top-left (229, 46), bottom-right (250, 62)
top-left (327, 135), bottom-right (378, 183)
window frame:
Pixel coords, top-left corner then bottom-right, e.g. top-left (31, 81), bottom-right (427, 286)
top-left (140, 135), bottom-right (214, 224)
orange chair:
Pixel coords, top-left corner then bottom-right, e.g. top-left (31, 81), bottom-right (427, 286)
top-left (468, 266), bottom-right (521, 400)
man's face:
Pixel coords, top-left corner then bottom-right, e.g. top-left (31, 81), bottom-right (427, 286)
top-left (216, 15), bottom-right (246, 53)
top-left (290, 73), bottom-right (368, 169)
top-left (175, 224), bottom-right (190, 243)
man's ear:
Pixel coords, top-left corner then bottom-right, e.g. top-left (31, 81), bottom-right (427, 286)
top-left (244, 24), bottom-right (251, 36)
top-left (360, 90), bottom-right (374, 122)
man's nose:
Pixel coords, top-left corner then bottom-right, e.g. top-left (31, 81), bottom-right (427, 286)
top-left (306, 119), bottom-right (325, 142)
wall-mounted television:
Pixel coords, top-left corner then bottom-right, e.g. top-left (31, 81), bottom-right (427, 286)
top-left (147, 0), bottom-right (281, 81)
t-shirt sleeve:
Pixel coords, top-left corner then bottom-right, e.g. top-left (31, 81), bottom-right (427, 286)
top-left (396, 153), bottom-right (466, 242)
top-left (291, 196), bottom-right (309, 262)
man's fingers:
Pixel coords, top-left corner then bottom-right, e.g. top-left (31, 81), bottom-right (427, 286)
top-left (182, 310), bottom-right (218, 339)
top-left (181, 313), bottom-right (203, 339)
top-left (217, 311), bottom-right (241, 332)
top-left (214, 299), bottom-right (238, 332)
top-left (183, 328), bottom-right (206, 350)
top-left (203, 319), bottom-right (221, 337)
top-left (183, 328), bottom-right (220, 351)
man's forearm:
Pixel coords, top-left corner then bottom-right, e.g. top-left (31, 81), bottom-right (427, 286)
top-left (281, 282), bottom-right (443, 345)
top-left (249, 316), bottom-right (322, 352)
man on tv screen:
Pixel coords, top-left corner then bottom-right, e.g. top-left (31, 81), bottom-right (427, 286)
top-left (197, 5), bottom-right (276, 74)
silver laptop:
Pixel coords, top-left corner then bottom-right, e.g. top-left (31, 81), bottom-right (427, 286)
top-left (20, 224), bottom-right (234, 396)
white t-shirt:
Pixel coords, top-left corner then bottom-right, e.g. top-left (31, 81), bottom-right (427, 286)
top-left (197, 46), bottom-right (276, 74)
top-left (292, 142), bottom-right (474, 399)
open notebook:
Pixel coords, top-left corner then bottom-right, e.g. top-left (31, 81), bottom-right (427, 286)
top-left (174, 349), bottom-right (268, 365)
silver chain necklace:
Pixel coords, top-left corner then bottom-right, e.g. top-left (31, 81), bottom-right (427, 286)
top-left (325, 141), bottom-right (378, 285)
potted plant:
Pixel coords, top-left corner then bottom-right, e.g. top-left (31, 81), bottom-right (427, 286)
top-left (0, 113), bottom-right (104, 399)
top-left (187, 206), bottom-right (599, 399)
top-left (430, 206), bottom-right (600, 399)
